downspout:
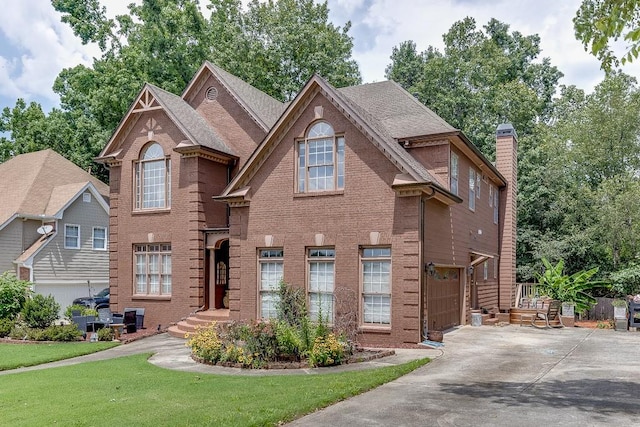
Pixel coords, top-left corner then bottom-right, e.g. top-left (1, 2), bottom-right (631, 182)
top-left (419, 186), bottom-right (437, 341)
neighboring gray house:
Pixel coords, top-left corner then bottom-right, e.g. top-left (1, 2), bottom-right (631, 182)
top-left (0, 149), bottom-right (110, 311)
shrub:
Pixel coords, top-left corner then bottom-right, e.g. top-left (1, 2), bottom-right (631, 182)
top-left (275, 321), bottom-right (303, 359)
top-left (0, 272), bottom-right (32, 320)
top-left (186, 323), bottom-right (223, 363)
top-left (232, 320), bottom-right (278, 367)
top-left (64, 304), bottom-right (96, 319)
top-left (21, 294), bottom-right (60, 329)
top-left (98, 327), bottom-right (115, 341)
top-left (536, 258), bottom-right (602, 313)
top-left (38, 324), bottom-right (82, 341)
top-left (308, 333), bottom-right (347, 367)
top-left (276, 281), bottom-right (307, 327)
top-left (610, 263), bottom-right (640, 296)
top-left (0, 318), bottom-right (15, 337)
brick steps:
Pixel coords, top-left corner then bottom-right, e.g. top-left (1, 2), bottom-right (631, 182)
top-left (167, 308), bottom-right (231, 339)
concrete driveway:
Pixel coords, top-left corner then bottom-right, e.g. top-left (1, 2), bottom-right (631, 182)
top-left (288, 326), bottom-right (640, 426)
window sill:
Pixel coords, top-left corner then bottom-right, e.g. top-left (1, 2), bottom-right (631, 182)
top-left (132, 295), bottom-right (171, 301)
top-left (359, 325), bottom-right (391, 334)
top-left (132, 208), bottom-right (171, 215)
top-left (293, 190), bottom-right (344, 198)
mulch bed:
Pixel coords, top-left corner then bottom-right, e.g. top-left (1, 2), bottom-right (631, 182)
top-left (191, 347), bottom-right (395, 370)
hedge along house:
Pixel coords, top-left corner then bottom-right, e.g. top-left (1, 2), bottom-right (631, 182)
top-left (216, 74), bottom-right (517, 347)
top-left (98, 61), bottom-right (517, 346)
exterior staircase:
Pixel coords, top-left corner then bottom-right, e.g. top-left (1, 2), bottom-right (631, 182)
top-left (167, 308), bottom-right (231, 339)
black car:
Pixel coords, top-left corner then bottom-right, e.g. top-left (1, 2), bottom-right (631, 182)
top-left (73, 288), bottom-right (110, 309)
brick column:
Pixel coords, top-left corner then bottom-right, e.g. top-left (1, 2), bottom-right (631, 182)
top-left (495, 124), bottom-right (517, 310)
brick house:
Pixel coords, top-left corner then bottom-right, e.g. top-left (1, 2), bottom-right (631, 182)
top-left (98, 62), bottom-right (516, 346)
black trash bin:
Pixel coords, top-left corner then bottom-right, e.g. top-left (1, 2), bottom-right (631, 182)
top-left (124, 310), bottom-right (137, 333)
top-left (629, 301), bottom-right (640, 328)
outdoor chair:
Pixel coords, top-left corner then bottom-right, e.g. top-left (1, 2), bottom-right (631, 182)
top-left (531, 299), bottom-right (564, 328)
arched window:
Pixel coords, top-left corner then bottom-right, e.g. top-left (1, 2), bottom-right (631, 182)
top-left (296, 121), bottom-right (345, 192)
top-left (135, 143), bottom-right (171, 210)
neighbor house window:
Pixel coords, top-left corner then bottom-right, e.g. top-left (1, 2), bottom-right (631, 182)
top-left (483, 260), bottom-right (489, 280)
top-left (493, 187), bottom-right (499, 224)
top-left (258, 249), bottom-right (284, 319)
top-left (64, 224), bottom-right (80, 249)
top-left (494, 258), bottom-right (498, 279)
top-left (92, 227), bottom-right (107, 250)
top-left (134, 244), bottom-right (171, 296)
top-left (450, 152), bottom-right (458, 195)
top-left (297, 122), bottom-right (345, 192)
top-left (476, 172), bottom-right (481, 199)
top-left (135, 142), bottom-right (171, 210)
top-left (308, 248), bottom-right (335, 322)
top-left (362, 247), bottom-right (391, 325)
top-left (469, 168), bottom-right (476, 211)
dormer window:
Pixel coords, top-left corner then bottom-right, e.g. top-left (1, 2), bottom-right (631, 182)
top-left (297, 122), bottom-right (345, 192)
top-left (135, 143), bottom-right (171, 210)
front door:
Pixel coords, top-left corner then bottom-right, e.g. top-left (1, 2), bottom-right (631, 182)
top-left (213, 240), bottom-right (229, 309)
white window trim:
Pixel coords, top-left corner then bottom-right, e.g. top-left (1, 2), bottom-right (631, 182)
top-left (64, 224), bottom-right (80, 249)
top-left (296, 122), bottom-right (345, 193)
top-left (258, 248), bottom-right (284, 319)
top-left (92, 226), bottom-right (107, 251)
top-left (450, 152), bottom-right (459, 196)
top-left (361, 247), bottom-right (392, 327)
top-left (134, 143), bottom-right (171, 211)
top-left (307, 248), bottom-right (335, 323)
top-left (134, 243), bottom-right (172, 296)
top-left (469, 168), bottom-right (476, 211)
top-left (493, 187), bottom-right (499, 224)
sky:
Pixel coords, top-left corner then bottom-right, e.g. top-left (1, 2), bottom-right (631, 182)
top-left (0, 0), bottom-right (638, 114)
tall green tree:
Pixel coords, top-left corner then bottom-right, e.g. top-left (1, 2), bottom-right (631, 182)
top-left (1, 0), bottom-right (360, 176)
top-left (385, 18), bottom-right (562, 159)
top-left (574, 0), bottom-right (640, 71)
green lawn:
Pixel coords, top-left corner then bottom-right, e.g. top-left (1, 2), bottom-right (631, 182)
top-left (0, 342), bottom-right (119, 371)
top-left (0, 353), bottom-right (429, 426)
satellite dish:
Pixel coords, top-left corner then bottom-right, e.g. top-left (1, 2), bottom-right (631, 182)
top-left (37, 225), bottom-right (53, 235)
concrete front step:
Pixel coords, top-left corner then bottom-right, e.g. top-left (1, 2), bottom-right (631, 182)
top-left (167, 309), bottom-right (230, 339)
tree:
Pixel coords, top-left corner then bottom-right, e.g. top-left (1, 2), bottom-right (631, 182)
top-left (574, 0), bottom-right (640, 71)
top-left (385, 18), bottom-right (562, 158)
top-left (1, 0), bottom-right (361, 177)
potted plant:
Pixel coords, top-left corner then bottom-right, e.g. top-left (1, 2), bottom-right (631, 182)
top-left (535, 258), bottom-right (603, 315)
top-left (612, 299), bottom-right (628, 319)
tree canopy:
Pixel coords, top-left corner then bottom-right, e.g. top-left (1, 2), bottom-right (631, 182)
top-left (1, 0), bottom-right (361, 179)
top-left (574, 0), bottom-right (640, 71)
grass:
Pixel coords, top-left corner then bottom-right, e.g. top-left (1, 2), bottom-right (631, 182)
top-left (0, 341), bottom-right (119, 371)
top-left (0, 353), bottom-right (430, 426)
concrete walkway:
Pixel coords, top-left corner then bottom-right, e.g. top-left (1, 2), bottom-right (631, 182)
top-left (288, 326), bottom-right (640, 426)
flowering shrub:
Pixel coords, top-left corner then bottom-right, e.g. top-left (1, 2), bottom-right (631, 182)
top-left (308, 333), bottom-right (347, 367)
top-left (186, 323), bottom-right (223, 363)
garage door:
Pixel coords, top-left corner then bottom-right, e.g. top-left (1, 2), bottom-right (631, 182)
top-left (427, 267), bottom-right (461, 331)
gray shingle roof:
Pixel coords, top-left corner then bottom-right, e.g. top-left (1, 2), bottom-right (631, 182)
top-left (147, 84), bottom-right (237, 156)
top-left (335, 80), bottom-right (450, 184)
top-left (0, 149), bottom-right (109, 228)
top-left (206, 62), bottom-right (287, 129)
top-left (338, 81), bottom-right (455, 139)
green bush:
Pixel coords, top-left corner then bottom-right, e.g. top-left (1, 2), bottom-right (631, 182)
top-left (9, 324), bottom-right (82, 341)
top-left (97, 327), bottom-right (115, 341)
top-left (276, 280), bottom-right (307, 327)
top-left (536, 258), bottom-right (602, 313)
top-left (186, 323), bottom-right (223, 363)
top-left (610, 263), bottom-right (640, 296)
top-left (308, 333), bottom-right (347, 367)
top-left (0, 318), bottom-right (15, 337)
top-left (22, 294), bottom-right (60, 329)
top-left (0, 272), bottom-right (32, 320)
top-left (275, 321), bottom-right (303, 358)
top-left (64, 304), bottom-right (97, 319)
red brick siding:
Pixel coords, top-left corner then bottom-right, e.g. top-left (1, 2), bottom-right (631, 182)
top-left (229, 92), bottom-right (422, 346)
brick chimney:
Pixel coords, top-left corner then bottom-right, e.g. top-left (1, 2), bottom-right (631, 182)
top-left (495, 124), bottom-right (517, 310)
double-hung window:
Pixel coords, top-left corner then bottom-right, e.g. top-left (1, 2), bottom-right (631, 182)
top-left (92, 227), bottom-right (107, 250)
top-left (308, 248), bottom-right (335, 322)
top-left (297, 122), bottom-right (344, 192)
top-left (469, 168), bottom-right (476, 211)
top-left (362, 248), bottom-right (391, 325)
top-left (64, 224), bottom-right (80, 249)
top-left (493, 186), bottom-right (499, 224)
top-left (134, 244), bottom-right (172, 296)
top-left (135, 143), bottom-right (171, 210)
top-left (450, 152), bottom-right (459, 195)
top-left (258, 249), bottom-right (284, 319)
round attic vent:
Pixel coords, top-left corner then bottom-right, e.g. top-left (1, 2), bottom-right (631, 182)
top-left (205, 86), bottom-right (218, 102)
